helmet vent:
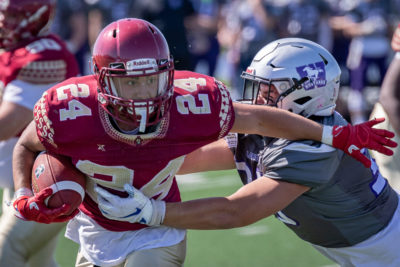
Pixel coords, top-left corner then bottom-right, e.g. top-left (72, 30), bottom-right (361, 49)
top-left (319, 53), bottom-right (328, 65)
top-left (113, 29), bottom-right (117, 38)
top-left (294, 96), bottom-right (312, 105)
top-left (148, 25), bottom-right (156, 34)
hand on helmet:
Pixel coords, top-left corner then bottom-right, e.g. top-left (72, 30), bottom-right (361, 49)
top-left (322, 118), bottom-right (397, 168)
top-left (13, 187), bottom-right (76, 224)
top-left (95, 184), bottom-right (165, 226)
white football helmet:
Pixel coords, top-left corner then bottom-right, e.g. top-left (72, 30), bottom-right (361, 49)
top-left (240, 38), bottom-right (341, 117)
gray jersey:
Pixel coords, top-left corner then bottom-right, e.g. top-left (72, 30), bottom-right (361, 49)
top-left (227, 112), bottom-right (398, 248)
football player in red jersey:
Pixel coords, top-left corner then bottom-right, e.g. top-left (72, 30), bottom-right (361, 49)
top-left (0, 0), bottom-right (79, 266)
top-left (11, 18), bottom-right (396, 266)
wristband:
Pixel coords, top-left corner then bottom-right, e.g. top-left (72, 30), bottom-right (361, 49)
top-left (148, 199), bottom-right (166, 226)
top-left (14, 187), bottom-right (33, 199)
top-left (321, 125), bottom-right (333, 146)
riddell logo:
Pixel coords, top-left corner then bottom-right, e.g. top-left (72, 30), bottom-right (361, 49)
top-left (127, 58), bottom-right (157, 70)
top-left (133, 60), bottom-right (151, 66)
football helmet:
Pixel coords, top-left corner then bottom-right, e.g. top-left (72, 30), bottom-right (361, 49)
top-left (92, 18), bottom-right (174, 132)
top-left (240, 38), bottom-right (341, 117)
top-left (0, 0), bottom-right (56, 50)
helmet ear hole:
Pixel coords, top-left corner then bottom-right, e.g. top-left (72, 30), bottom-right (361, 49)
top-left (294, 96), bottom-right (312, 105)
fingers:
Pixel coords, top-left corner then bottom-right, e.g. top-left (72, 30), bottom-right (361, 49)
top-left (369, 140), bottom-right (394, 156)
top-left (370, 130), bottom-right (398, 149)
top-left (124, 184), bottom-right (136, 196)
top-left (351, 150), bottom-right (371, 168)
top-left (35, 187), bottom-right (53, 201)
top-left (97, 195), bottom-right (113, 212)
top-left (95, 186), bottom-right (115, 200)
top-left (371, 128), bottom-right (395, 139)
top-left (46, 203), bottom-right (71, 217)
top-left (365, 117), bottom-right (385, 127)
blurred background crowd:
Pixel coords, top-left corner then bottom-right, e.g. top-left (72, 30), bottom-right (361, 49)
top-left (51, 0), bottom-right (400, 125)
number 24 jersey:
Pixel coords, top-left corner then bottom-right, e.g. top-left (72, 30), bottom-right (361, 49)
top-left (34, 70), bottom-right (235, 231)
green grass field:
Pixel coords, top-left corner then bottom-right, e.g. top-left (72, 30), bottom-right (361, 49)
top-left (51, 170), bottom-right (337, 267)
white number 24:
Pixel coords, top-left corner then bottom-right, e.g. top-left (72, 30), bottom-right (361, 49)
top-left (56, 84), bottom-right (92, 121)
top-left (56, 77), bottom-right (211, 121)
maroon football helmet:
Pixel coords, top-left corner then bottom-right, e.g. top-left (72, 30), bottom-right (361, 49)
top-left (92, 18), bottom-right (174, 132)
top-left (0, 0), bottom-right (56, 50)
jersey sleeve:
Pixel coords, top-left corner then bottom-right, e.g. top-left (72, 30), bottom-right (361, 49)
top-left (33, 77), bottom-right (95, 154)
top-left (259, 139), bottom-right (342, 187)
top-left (173, 71), bottom-right (235, 141)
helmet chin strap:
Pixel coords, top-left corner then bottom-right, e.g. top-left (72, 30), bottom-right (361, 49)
top-left (135, 107), bottom-right (147, 133)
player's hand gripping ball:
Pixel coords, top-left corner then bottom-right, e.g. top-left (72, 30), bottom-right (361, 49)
top-left (31, 151), bottom-right (86, 216)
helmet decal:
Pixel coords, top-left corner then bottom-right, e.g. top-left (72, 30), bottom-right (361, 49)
top-left (240, 38), bottom-right (341, 117)
top-left (296, 61), bottom-right (326, 90)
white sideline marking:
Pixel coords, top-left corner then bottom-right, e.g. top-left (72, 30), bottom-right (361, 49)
top-left (236, 225), bottom-right (270, 236)
top-left (176, 173), bottom-right (238, 192)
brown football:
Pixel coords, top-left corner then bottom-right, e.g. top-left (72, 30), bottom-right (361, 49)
top-left (31, 151), bottom-right (86, 216)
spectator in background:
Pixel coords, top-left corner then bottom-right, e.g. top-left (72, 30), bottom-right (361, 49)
top-left (51, 0), bottom-right (89, 74)
top-left (369, 25), bottom-right (400, 192)
top-left (275, 0), bottom-right (333, 50)
top-left (216, 0), bottom-right (279, 98)
top-left (330, 0), bottom-right (390, 125)
top-left (0, 0), bottom-right (79, 266)
top-left (84, 0), bottom-right (136, 56)
top-left (131, 0), bottom-right (196, 71)
top-left (184, 0), bottom-right (223, 76)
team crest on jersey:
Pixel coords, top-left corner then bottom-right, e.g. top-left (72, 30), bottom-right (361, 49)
top-left (295, 61), bottom-right (326, 90)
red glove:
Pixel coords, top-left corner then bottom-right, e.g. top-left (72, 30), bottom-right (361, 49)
top-left (13, 187), bottom-right (78, 224)
top-left (327, 118), bottom-right (398, 168)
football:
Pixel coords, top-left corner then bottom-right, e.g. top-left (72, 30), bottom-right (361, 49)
top-left (31, 151), bottom-right (86, 215)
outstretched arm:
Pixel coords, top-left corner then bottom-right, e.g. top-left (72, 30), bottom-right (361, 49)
top-left (232, 102), bottom-right (397, 167)
top-left (163, 178), bottom-right (309, 229)
top-left (178, 138), bottom-right (235, 175)
top-left (95, 176), bottom-right (309, 229)
top-left (231, 102), bottom-right (323, 141)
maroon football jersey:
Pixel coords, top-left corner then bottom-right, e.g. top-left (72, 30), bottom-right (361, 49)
top-left (0, 34), bottom-right (79, 136)
top-left (0, 34), bottom-right (79, 89)
top-left (34, 70), bottom-right (235, 231)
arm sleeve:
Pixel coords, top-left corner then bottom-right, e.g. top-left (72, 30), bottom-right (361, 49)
top-left (260, 139), bottom-right (342, 187)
